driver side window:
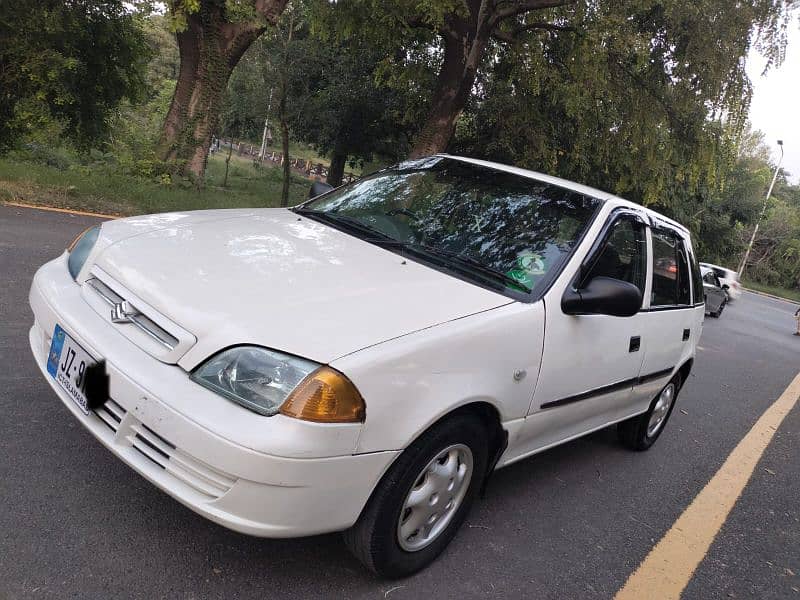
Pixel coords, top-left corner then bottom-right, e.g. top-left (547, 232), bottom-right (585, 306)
top-left (583, 218), bottom-right (647, 294)
top-left (703, 271), bottom-right (717, 285)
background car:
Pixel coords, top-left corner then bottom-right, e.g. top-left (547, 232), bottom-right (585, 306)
top-left (701, 266), bottom-right (727, 318)
top-left (700, 262), bottom-right (741, 300)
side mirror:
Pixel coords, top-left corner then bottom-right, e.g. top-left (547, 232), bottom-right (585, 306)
top-left (721, 284), bottom-right (729, 290)
top-left (309, 181), bottom-right (334, 199)
top-left (562, 276), bottom-right (643, 317)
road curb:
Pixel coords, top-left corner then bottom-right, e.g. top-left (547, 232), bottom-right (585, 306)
top-left (743, 287), bottom-right (799, 305)
top-left (2, 201), bottom-right (119, 220)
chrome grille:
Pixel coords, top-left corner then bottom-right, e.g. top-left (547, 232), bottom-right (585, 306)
top-left (85, 277), bottom-right (178, 350)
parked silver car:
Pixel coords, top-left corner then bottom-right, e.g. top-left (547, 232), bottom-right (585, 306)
top-left (699, 262), bottom-right (741, 300)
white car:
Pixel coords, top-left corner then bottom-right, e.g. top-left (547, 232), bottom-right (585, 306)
top-left (29, 155), bottom-right (704, 577)
top-left (699, 262), bottom-right (742, 300)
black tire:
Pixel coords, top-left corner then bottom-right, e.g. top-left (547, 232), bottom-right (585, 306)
top-left (343, 413), bottom-right (489, 578)
top-left (618, 373), bottom-right (682, 451)
top-left (712, 299), bottom-right (726, 318)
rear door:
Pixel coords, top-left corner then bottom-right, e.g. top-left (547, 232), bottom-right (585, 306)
top-left (634, 227), bottom-right (702, 410)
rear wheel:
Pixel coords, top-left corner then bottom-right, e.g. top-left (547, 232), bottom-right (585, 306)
top-left (343, 413), bottom-right (488, 578)
top-left (618, 373), bottom-right (681, 451)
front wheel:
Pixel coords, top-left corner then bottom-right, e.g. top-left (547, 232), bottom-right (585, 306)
top-left (343, 414), bottom-right (488, 578)
top-left (618, 373), bottom-right (682, 451)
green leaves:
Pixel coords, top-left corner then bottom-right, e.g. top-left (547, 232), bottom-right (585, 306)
top-left (0, 0), bottom-right (151, 151)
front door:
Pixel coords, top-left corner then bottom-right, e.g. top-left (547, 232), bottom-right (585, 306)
top-left (516, 211), bottom-right (650, 456)
top-left (702, 270), bottom-right (726, 313)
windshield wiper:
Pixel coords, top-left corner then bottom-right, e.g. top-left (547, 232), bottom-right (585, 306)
top-left (295, 208), bottom-right (530, 294)
top-left (295, 209), bottom-right (396, 241)
top-left (420, 247), bottom-right (532, 293)
top-left (374, 239), bottom-right (532, 294)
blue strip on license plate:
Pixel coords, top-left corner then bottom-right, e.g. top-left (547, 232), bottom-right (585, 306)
top-left (47, 324), bottom-right (96, 415)
top-left (47, 324), bottom-right (67, 378)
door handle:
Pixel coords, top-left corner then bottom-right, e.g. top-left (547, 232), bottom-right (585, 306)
top-left (629, 336), bottom-right (641, 352)
top-left (682, 329), bottom-right (690, 341)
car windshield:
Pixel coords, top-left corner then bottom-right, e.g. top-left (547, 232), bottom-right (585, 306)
top-left (299, 157), bottom-right (601, 297)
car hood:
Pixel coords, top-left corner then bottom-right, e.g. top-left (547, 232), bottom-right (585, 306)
top-left (92, 208), bottom-right (512, 366)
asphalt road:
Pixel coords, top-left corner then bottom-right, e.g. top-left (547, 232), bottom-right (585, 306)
top-left (1, 204), bottom-right (798, 599)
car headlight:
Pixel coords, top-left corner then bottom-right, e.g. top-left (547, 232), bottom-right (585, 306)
top-left (190, 346), bottom-right (366, 422)
top-left (67, 225), bottom-right (100, 280)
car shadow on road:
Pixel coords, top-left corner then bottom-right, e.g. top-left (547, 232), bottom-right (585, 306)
top-left (111, 424), bottom-right (634, 592)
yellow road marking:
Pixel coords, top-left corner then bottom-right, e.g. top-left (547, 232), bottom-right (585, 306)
top-left (616, 370), bottom-right (800, 600)
top-left (2, 201), bottom-right (118, 219)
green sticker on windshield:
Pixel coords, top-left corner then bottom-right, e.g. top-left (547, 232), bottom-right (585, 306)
top-left (505, 268), bottom-right (534, 290)
top-left (505, 251), bottom-right (545, 292)
top-left (516, 251), bottom-right (545, 275)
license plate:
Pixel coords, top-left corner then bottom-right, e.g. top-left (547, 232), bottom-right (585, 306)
top-left (47, 324), bottom-right (96, 415)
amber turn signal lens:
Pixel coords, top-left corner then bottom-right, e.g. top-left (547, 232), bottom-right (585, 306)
top-left (280, 366), bottom-right (366, 423)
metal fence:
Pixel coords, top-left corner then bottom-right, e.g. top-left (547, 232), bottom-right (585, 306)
top-left (214, 139), bottom-right (356, 184)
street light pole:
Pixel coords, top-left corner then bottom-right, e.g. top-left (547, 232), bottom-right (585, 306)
top-left (738, 139), bottom-right (784, 278)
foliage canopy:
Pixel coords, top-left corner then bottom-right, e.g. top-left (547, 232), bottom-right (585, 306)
top-left (0, 0), bottom-right (150, 151)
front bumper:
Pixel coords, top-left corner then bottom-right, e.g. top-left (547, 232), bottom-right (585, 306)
top-left (28, 255), bottom-right (397, 537)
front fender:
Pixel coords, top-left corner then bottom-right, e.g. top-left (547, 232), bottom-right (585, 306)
top-left (331, 301), bottom-right (545, 454)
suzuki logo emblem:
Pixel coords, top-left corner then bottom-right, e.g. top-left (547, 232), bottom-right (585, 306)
top-left (111, 300), bottom-right (140, 323)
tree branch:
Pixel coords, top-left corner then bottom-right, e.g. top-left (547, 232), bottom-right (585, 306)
top-left (254, 0), bottom-right (289, 25)
top-left (491, 0), bottom-right (575, 25)
top-left (490, 21), bottom-right (575, 43)
top-left (404, 14), bottom-right (436, 30)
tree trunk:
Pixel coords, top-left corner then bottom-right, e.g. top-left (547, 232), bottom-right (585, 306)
top-left (278, 10), bottom-right (294, 207)
top-left (280, 118), bottom-right (290, 206)
top-left (223, 138), bottom-right (233, 187)
top-left (408, 0), bottom-right (571, 158)
top-left (279, 73), bottom-right (291, 206)
top-left (327, 147), bottom-right (347, 187)
top-left (157, 1), bottom-right (287, 180)
top-left (409, 13), bottom-right (491, 158)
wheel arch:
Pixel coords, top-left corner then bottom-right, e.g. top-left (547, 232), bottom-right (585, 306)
top-left (676, 358), bottom-right (693, 389)
top-left (361, 400), bottom-right (507, 512)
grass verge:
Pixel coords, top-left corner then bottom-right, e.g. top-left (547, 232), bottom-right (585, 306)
top-left (0, 154), bottom-right (311, 217)
top-left (743, 280), bottom-right (800, 303)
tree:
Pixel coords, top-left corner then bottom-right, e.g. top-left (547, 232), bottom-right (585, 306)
top-left (274, 8), bottom-right (300, 205)
top-left (451, 1), bottom-right (793, 207)
top-left (156, 0), bottom-right (288, 179)
top-left (329, 0), bottom-right (795, 159)
top-left (0, 0), bottom-right (149, 151)
top-left (324, 0), bottom-right (575, 158)
top-left (407, 0), bottom-right (577, 158)
top-left (288, 39), bottom-right (416, 185)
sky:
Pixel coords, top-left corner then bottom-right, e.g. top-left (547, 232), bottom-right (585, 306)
top-left (746, 23), bottom-right (800, 182)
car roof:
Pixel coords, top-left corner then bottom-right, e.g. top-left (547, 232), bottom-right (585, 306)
top-left (699, 261), bottom-right (735, 274)
top-left (439, 154), bottom-right (691, 236)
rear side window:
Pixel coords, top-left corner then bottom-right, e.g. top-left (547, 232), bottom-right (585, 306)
top-left (651, 230), bottom-right (691, 306)
top-left (690, 254), bottom-right (705, 304)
